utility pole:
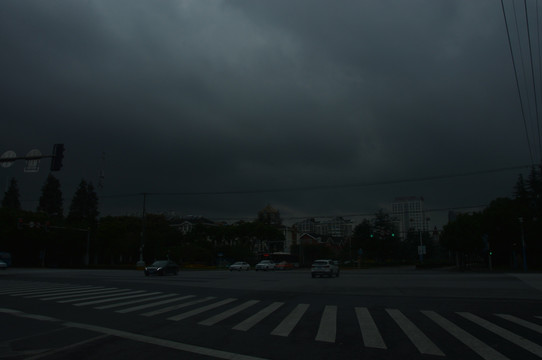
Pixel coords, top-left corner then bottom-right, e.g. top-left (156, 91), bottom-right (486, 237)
top-left (136, 193), bottom-right (147, 269)
top-left (519, 217), bottom-right (527, 272)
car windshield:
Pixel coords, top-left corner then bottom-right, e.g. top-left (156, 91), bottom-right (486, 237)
top-left (313, 261), bottom-right (328, 266)
top-left (152, 261), bottom-right (169, 267)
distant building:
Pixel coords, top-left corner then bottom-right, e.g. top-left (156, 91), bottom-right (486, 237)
top-left (392, 196), bottom-right (428, 239)
top-left (293, 217), bottom-right (353, 238)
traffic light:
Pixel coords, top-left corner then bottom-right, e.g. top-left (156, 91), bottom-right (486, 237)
top-left (50, 144), bottom-right (64, 171)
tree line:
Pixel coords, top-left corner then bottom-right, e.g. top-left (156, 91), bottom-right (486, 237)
top-left (438, 166), bottom-right (542, 270)
top-left (0, 175), bottom-right (284, 267)
top-left (3, 166), bottom-right (541, 270)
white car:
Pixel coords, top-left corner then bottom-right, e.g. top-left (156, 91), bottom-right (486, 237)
top-left (229, 261), bottom-right (250, 271)
top-left (311, 259), bottom-right (340, 278)
top-left (255, 260), bottom-right (275, 271)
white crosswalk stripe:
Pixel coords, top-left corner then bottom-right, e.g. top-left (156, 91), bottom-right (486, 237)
top-left (117, 295), bottom-right (196, 314)
top-left (355, 307), bottom-right (387, 349)
top-left (8, 286), bottom-right (97, 297)
top-left (96, 293), bottom-right (177, 310)
top-left (168, 298), bottom-right (237, 321)
top-left (141, 296), bottom-right (213, 317)
top-left (0, 283), bottom-right (85, 294)
top-left (39, 288), bottom-right (120, 300)
top-left (73, 291), bottom-right (160, 307)
top-left (271, 303), bottom-right (309, 337)
top-left (199, 300), bottom-right (260, 326)
top-left (496, 314), bottom-right (542, 334)
top-left (459, 312), bottom-right (542, 358)
top-left (315, 305), bottom-right (337, 343)
top-left (57, 289), bottom-right (143, 303)
top-left (386, 308), bottom-right (444, 356)
top-left (422, 310), bottom-right (508, 360)
top-left (233, 302), bottom-right (284, 331)
top-left (3, 280), bottom-right (542, 357)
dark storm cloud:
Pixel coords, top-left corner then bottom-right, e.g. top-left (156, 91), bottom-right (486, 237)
top-left (0, 0), bottom-right (533, 226)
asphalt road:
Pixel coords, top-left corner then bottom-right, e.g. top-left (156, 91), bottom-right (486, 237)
top-left (0, 267), bottom-right (541, 360)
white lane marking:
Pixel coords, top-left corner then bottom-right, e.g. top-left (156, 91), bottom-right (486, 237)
top-left (142, 296), bottom-right (214, 317)
top-left (95, 293), bottom-right (177, 310)
top-left (117, 295), bottom-right (195, 314)
top-left (56, 290), bottom-right (143, 303)
top-left (25, 335), bottom-right (109, 360)
top-left (199, 300), bottom-right (260, 326)
top-left (459, 312), bottom-right (542, 358)
top-left (355, 307), bottom-right (387, 349)
top-left (168, 298), bottom-right (237, 321)
top-left (73, 292), bottom-right (161, 307)
top-left (65, 321), bottom-right (270, 360)
top-left (233, 302), bottom-right (284, 331)
top-left (315, 305), bottom-right (337, 343)
top-left (386, 309), bottom-right (444, 356)
top-left (423, 311), bottom-right (508, 360)
top-left (496, 314), bottom-right (542, 334)
top-left (0, 308), bottom-right (60, 322)
top-left (271, 304), bottom-right (309, 337)
top-left (0, 308), bottom-right (269, 360)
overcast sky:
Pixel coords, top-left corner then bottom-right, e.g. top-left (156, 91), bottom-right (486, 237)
top-left (1, 0), bottom-right (539, 228)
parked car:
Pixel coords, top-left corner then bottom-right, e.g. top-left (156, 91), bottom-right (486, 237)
top-left (0, 260), bottom-right (7, 270)
top-left (275, 261), bottom-right (294, 270)
top-left (311, 259), bottom-right (340, 278)
top-left (144, 260), bottom-right (179, 276)
top-left (229, 261), bottom-right (250, 271)
top-left (255, 260), bottom-right (275, 271)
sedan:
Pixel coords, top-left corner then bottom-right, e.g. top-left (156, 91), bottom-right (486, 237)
top-left (144, 260), bottom-right (179, 276)
top-left (229, 261), bottom-right (250, 271)
top-left (255, 260), bottom-right (275, 271)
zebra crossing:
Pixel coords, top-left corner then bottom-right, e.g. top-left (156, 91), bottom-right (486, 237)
top-left (1, 280), bottom-right (542, 359)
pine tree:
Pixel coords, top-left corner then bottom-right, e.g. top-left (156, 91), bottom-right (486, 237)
top-left (514, 174), bottom-right (529, 201)
top-left (527, 165), bottom-right (542, 200)
top-left (67, 179), bottom-right (99, 228)
top-left (37, 174), bottom-right (63, 218)
top-left (1, 178), bottom-right (21, 210)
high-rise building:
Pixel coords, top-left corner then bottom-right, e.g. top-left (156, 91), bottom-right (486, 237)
top-left (392, 196), bottom-right (427, 239)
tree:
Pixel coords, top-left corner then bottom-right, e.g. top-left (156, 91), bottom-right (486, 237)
top-left (351, 210), bottom-right (399, 263)
top-left (67, 179), bottom-right (99, 229)
top-left (257, 204), bottom-right (282, 227)
top-left (1, 178), bottom-right (21, 210)
top-left (37, 174), bottom-right (63, 219)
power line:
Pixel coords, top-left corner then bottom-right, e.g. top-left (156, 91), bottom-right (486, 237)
top-left (501, 0), bottom-right (536, 165)
top-left (522, 0), bottom-right (542, 158)
top-left (100, 164), bottom-right (530, 199)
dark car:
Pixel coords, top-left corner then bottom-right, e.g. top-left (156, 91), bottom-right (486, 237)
top-left (144, 260), bottom-right (179, 276)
